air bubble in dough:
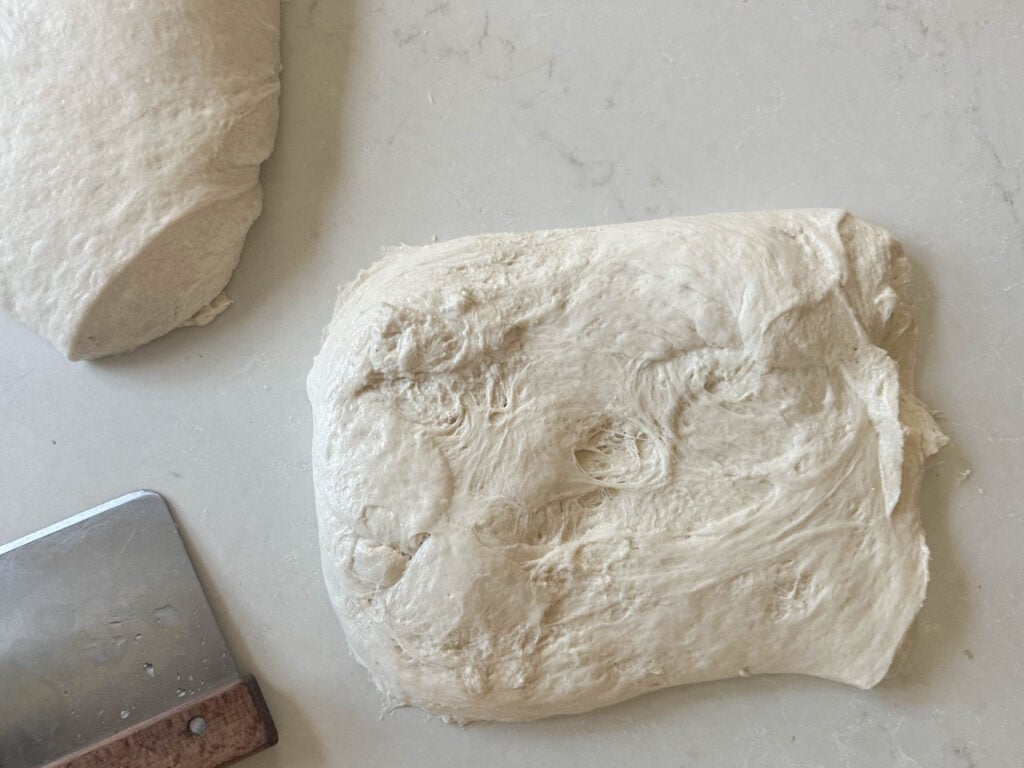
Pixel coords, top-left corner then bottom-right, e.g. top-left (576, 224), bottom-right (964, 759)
top-left (308, 210), bottom-right (947, 722)
top-left (0, 0), bottom-right (281, 359)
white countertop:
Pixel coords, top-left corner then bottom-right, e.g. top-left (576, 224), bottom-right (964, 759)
top-left (2, 1), bottom-right (1021, 765)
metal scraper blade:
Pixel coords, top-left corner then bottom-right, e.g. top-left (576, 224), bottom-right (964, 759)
top-left (0, 491), bottom-right (239, 768)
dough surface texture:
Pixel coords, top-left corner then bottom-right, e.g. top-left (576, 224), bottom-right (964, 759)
top-left (0, 0), bottom-right (281, 360)
top-left (308, 210), bottom-right (946, 722)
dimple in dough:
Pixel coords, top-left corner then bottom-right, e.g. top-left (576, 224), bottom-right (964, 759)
top-left (0, 0), bottom-right (281, 360)
top-left (308, 210), bottom-right (947, 722)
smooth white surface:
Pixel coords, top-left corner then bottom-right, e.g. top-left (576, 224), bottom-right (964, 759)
top-left (0, 0), bottom-right (1020, 765)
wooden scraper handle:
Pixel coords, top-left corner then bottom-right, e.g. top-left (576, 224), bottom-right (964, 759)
top-left (44, 676), bottom-right (278, 768)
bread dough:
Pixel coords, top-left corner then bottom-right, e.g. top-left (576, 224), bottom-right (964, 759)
top-left (308, 210), bottom-right (946, 722)
top-left (0, 0), bottom-right (281, 360)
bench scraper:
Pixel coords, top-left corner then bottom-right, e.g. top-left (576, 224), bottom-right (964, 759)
top-left (0, 491), bottom-right (277, 768)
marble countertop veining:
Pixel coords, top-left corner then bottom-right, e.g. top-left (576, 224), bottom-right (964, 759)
top-left (2, 1), bottom-right (1022, 766)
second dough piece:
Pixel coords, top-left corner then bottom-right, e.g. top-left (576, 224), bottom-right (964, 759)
top-left (0, 0), bottom-right (281, 359)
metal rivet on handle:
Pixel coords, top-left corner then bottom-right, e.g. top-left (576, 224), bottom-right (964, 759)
top-left (188, 716), bottom-right (207, 736)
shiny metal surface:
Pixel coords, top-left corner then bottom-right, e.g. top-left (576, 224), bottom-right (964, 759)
top-left (0, 491), bottom-right (237, 768)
